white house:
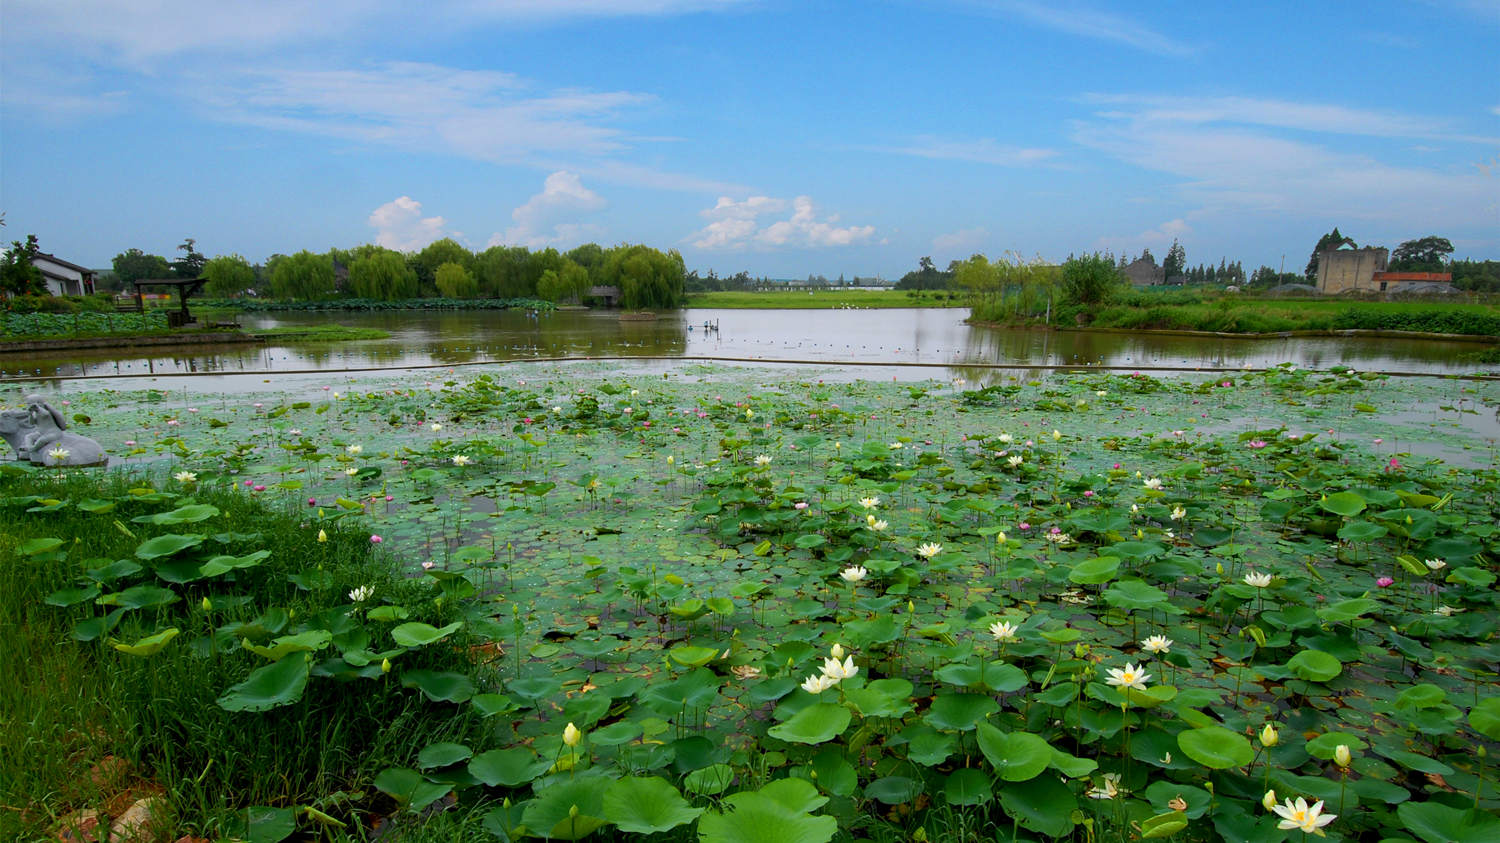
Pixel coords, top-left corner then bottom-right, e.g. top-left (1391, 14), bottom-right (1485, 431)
top-left (31, 253), bottom-right (97, 297)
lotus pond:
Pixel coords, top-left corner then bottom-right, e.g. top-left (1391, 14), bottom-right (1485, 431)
top-left (4, 362), bottom-right (1499, 842)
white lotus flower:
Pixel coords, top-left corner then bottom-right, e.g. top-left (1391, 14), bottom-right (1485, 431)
top-left (916, 542), bottom-right (942, 559)
top-left (452, 454), bottom-right (472, 467)
top-left (346, 444), bottom-right (362, 455)
top-left (1143, 477), bottom-right (1163, 490)
top-left (801, 674), bottom-right (836, 694)
top-left (840, 565), bottom-right (868, 583)
top-left (989, 621), bottom-right (1019, 643)
top-left (348, 585), bottom-right (374, 603)
top-left (1141, 635), bottom-right (1172, 654)
top-left (1243, 572), bottom-right (1274, 588)
top-left (1105, 662), bottom-right (1150, 690)
top-left (174, 470), bottom-right (198, 483)
top-left (821, 655), bottom-right (858, 682)
top-left (1271, 797), bottom-right (1335, 834)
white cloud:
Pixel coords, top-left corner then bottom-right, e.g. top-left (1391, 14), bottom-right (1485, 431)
top-left (1082, 93), bottom-right (1500, 145)
top-left (1074, 94), bottom-right (1500, 229)
top-left (200, 62), bottom-right (644, 163)
top-left (5, 0), bottom-right (752, 63)
top-left (962, 1), bottom-right (1194, 57)
top-left (369, 197), bottom-right (448, 251)
top-left (878, 136), bottom-right (1058, 167)
top-left (690, 196), bottom-right (874, 250)
top-left (494, 171), bottom-right (607, 248)
top-left (932, 227), bottom-right (989, 253)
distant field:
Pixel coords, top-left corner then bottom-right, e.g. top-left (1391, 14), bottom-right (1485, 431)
top-left (686, 289), bottom-right (965, 309)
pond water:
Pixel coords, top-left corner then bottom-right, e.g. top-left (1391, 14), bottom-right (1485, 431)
top-left (4, 307), bottom-right (1495, 387)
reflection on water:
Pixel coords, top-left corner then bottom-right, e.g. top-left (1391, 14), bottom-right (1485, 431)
top-left (2, 308), bottom-right (1494, 385)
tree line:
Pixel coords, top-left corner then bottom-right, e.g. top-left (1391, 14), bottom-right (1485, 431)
top-left (105, 239), bottom-right (687, 309)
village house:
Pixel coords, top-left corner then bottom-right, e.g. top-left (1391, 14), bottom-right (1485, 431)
top-left (31, 253), bottom-right (98, 297)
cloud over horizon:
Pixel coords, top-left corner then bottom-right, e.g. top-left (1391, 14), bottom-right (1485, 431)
top-left (691, 196), bottom-right (876, 250)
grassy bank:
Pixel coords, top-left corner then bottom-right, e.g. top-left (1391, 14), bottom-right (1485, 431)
top-left (687, 289), bottom-right (965, 308)
top-left (972, 288), bottom-right (1500, 338)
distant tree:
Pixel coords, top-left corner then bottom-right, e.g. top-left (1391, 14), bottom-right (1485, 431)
top-left (895, 255), bottom-right (952, 290)
top-left (269, 250), bottom-right (335, 300)
top-left (565, 243), bottom-right (605, 277)
top-left (1305, 227), bottom-right (1357, 280)
top-left (112, 248), bottom-right (172, 287)
top-left (1450, 259), bottom-right (1500, 292)
top-left (1138, 247), bottom-right (1155, 265)
top-left (1, 234), bottom-right (46, 296)
top-left (1060, 253), bottom-right (1121, 306)
top-left (475, 245), bottom-right (532, 298)
top-left (597, 244), bottom-right (685, 309)
top-left (348, 249), bottom-right (418, 300)
top-left (172, 237), bottom-right (207, 278)
top-left (1389, 236), bottom-right (1454, 272)
top-left (1162, 239), bottom-right (1186, 280)
top-left (201, 254), bottom-right (256, 297)
top-left (434, 261), bottom-right (478, 298)
top-left (952, 254), bottom-right (1000, 301)
top-left (558, 259), bottom-right (590, 302)
top-left (411, 238), bottom-right (474, 294)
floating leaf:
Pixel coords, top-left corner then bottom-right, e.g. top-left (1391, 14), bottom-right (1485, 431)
top-left (469, 748), bottom-right (550, 787)
top-left (521, 775), bottom-right (609, 840)
top-left (1286, 649), bottom-right (1343, 682)
top-left (1177, 725), bottom-right (1254, 769)
top-left (976, 724), bottom-right (1051, 782)
top-left (400, 669), bottom-right (474, 703)
top-left (416, 742), bottom-right (473, 770)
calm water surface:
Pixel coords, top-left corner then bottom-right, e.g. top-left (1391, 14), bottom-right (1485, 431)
top-left (5, 308), bottom-right (1494, 386)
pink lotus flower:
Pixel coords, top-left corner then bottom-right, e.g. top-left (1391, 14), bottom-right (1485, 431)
top-left (253, 485), bottom-right (265, 492)
top-left (370, 535), bottom-right (383, 544)
top-left (1248, 440), bottom-right (1267, 449)
top-left (1376, 577), bottom-right (1394, 587)
top-left (1389, 457), bottom-right (1401, 470)
top-left (308, 498), bottom-right (316, 505)
top-left (1083, 490), bottom-right (1094, 497)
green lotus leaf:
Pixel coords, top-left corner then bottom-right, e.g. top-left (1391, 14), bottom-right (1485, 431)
top-left (1177, 725), bottom-right (1254, 769)
top-left (521, 775), bottom-right (609, 840)
top-left (218, 654), bottom-right (310, 712)
top-left (975, 724), bottom-right (1051, 781)
top-left (416, 742), bottom-right (472, 769)
top-left (389, 620), bottom-right (463, 647)
top-left (768, 702), bottom-right (851, 745)
top-left (373, 767), bottom-right (451, 813)
top-left (602, 776), bottom-right (703, 834)
top-left (1287, 649), bottom-right (1343, 682)
top-left (400, 669), bottom-right (474, 703)
top-left (110, 627), bottom-right (180, 656)
top-left (133, 533), bottom-right (204, 559)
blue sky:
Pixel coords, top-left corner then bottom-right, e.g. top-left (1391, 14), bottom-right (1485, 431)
top-left (3, 0), bottom-right (1497, 279)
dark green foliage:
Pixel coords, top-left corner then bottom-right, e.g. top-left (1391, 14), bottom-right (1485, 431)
top-left (1331, 306), bottom-right (1500, 335)
top-left (1, 234), bottom-right (47, 296)
top-left (268, 250), bottom-right (336, 300)
top-left (1059, 252), bottom-right (1121, 307)
top-left (1390, 236), bottom-right (1455, 273)
top-left (112, 247), bottom-right (173, 286)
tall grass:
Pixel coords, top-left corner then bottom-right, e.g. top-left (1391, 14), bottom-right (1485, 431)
top-left (0, 467), bottom-right (490, 841)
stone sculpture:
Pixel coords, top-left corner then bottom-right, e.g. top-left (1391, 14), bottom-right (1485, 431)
top-left (0, 395), bottom-right (107, 467)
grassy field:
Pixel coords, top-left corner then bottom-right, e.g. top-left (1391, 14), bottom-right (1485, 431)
top-left (686, 289), bottom-right (965, 309)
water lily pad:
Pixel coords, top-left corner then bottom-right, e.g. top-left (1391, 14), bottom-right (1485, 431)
top-left (373, 767), bottom-right (451, 813)
top-left (976, 724), bottom-right (1051, 782)
top-left (602, 776), bottom-right (703, 834)
top-left (1286, 649), bottom-right (1343, 682)
top-left (400, 669), bottom-right (474, 703)
top-left (522, 775), bottom-right (609, 840)
top-left (1177, 725), bottom-right (1253, 769)
top-left (767, 702), bottom-right (850, 745)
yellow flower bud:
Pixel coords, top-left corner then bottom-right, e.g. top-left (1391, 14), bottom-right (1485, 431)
top-left (563, 722), bottom-right (582, 747)
top-left (1334, 744), bottom-right (1351, 768)
top-left (381, 658), bottom-right (391, 673)
top-left (201, 596), bottom-right (212, 611)
top-left (317, 529), bottom-right (328, 543)
top-left (1262, 789), bottom-right (1276, 811)
top-left (1260, 724), bottom-right (1278, 747)
top-left (831, 643), bottom-right (845, 659)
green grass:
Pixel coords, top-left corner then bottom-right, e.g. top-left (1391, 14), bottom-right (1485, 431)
top-left (686, 289), bottom-right (966, 308)
top-left (251, 325), bottom-right (391, 342)
top-left (1070, 292), bottom-right (1500, 337)
top-left (0, 469), bottom-right (489, 842)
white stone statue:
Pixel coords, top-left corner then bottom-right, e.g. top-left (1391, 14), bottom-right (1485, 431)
top-left (0, 395), bottom-right (107, 467)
